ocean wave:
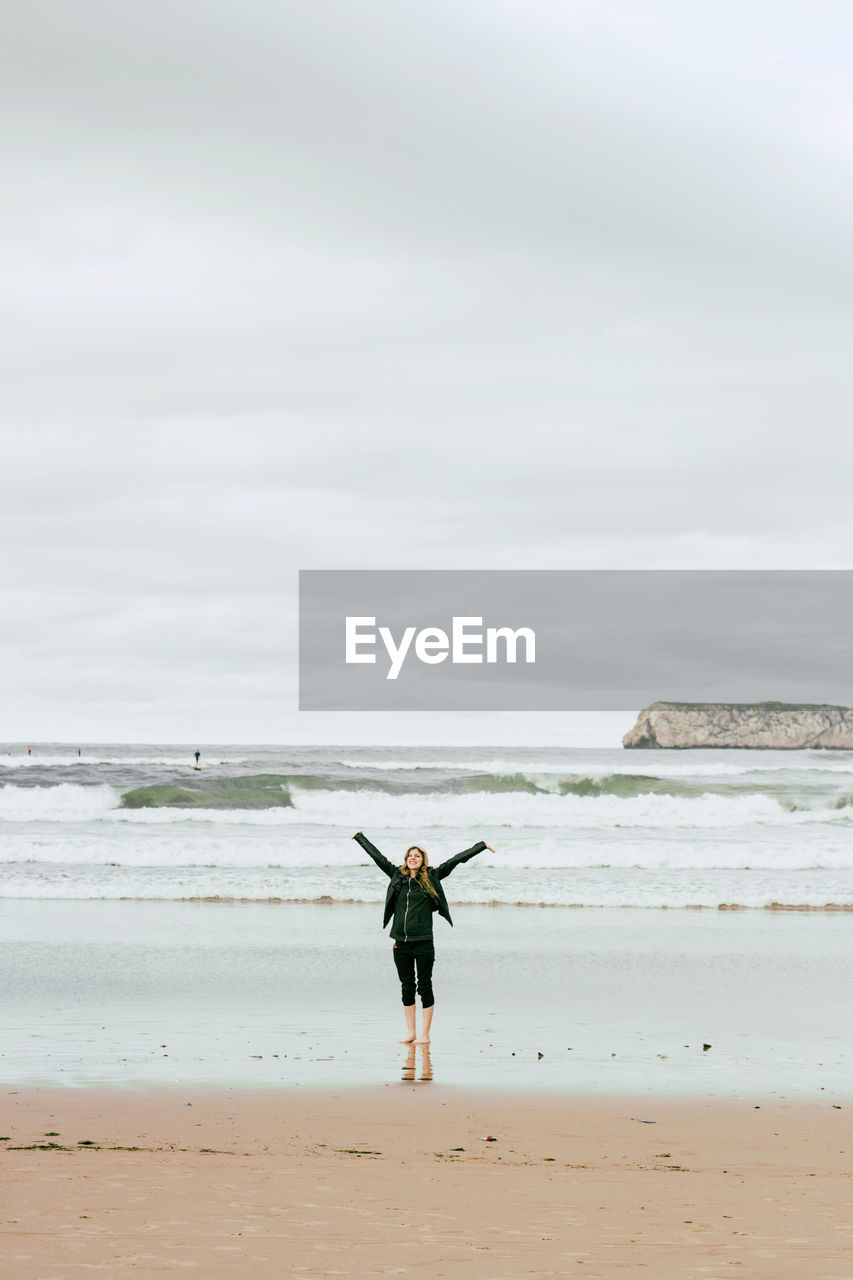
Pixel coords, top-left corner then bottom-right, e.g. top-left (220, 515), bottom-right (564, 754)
top-left (3, 779), bottom-right (853, 829)
top-left (1, 860), bottom-right (851, 907)
top-left (2, 822), bottom-right (853, 871)
top-left (0, 783), bottom-right (121, 821)
top-left (118, 766), bottom-right (853, 805)
top-left (120, 776), bottom-right (293, 810)
top-left (281, 787), bottom-right (853, 830)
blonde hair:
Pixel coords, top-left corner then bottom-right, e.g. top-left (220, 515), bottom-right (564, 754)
top-left (399, 846), bottom-right (439, 899)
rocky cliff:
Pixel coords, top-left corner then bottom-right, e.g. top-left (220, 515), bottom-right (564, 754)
top-left (623, 702), bottom-right (853, 749)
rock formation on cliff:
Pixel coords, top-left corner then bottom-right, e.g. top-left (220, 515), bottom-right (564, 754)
top-left (623, 702), bottom-right (853, 749)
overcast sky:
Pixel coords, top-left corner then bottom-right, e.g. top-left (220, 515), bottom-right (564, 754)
top-left (3, 1), bottom-right (852, 743)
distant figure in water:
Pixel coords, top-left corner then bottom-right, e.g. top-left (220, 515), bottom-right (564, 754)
top-left (194, 750), bottom-right (201, 766)
top-left (27, 746), bottom-right (31, 755)
top-left (353, 831), bottom-right (494, 1045)
top-left (77, 748), bottom-right (81, 757)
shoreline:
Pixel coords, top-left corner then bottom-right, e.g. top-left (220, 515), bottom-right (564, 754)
top-left (150, 897), bottom-right (853, 910)
top-left (4, 1085), bottom-right (851, 1277)
top-left (6, 893), bottom-right (853, 910)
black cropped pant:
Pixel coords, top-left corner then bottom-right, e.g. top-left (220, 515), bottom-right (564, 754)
top-left (392, 939), bottom-right (435, 1008)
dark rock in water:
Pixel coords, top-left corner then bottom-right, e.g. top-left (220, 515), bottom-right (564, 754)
top-left (623, 702), bottom-right (853, 750)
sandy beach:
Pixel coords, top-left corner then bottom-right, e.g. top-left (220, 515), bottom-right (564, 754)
top-left (3, 1085), bottom-right (851, 1278)
top-left (3, 748), bottom-right (853, 1275)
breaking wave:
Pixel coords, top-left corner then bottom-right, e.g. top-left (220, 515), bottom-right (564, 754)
top-left (1, 779), bottom-right (851, 829)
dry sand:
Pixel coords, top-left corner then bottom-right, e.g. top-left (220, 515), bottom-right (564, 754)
top-left (2, 1085), bottom-right (851, 1278)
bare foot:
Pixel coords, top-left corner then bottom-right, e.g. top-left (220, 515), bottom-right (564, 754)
top-left (414, 1036), bottom-right (430, 1044)
top-left (399, 1033), bottom-right (416, 1043)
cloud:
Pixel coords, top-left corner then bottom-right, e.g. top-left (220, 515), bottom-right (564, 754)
top-left (3, 0), bottom-right (852, 735)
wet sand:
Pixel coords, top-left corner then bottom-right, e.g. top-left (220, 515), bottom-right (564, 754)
top-left (2, 1085), bottom-right (851, 1278)
top-left (5, 899), bottom-right (852, 1095)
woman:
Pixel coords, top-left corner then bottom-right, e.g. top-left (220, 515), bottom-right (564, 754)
top-left (353, 830), bottom-right (494, 1044)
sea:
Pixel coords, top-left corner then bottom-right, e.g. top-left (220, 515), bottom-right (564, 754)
top-left (1, 741), bottom-right (852, 909)
top-left (3, 743), bottom-right (852, 1091)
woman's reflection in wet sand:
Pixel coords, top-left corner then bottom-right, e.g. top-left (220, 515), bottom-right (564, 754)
top-left (401, 1042), bottom-right (433, 1082)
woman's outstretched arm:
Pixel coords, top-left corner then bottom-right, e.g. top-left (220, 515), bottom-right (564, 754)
top-left (352, 831), bottom-right (398, 878)
top-left (435, 840), bottom-right (494, 880)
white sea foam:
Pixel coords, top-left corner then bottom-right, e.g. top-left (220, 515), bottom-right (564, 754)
top-left (281, 786), bottom-right (849, 830)
top-left (1, 860), bottom-right (852, 907)
top-left (0, 783), bottom-right (122, 821)
top-left (2, 821), bottom-right (852, 871)
top-left (2, 781), bottom-right (850, 830)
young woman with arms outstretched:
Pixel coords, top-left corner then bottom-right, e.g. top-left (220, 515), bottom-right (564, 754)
top-left (353, 831), bottom-right (494, 1044)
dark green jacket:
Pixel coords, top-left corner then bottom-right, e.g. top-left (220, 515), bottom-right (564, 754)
top-left (354, 831), bottom-right (487, 930)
